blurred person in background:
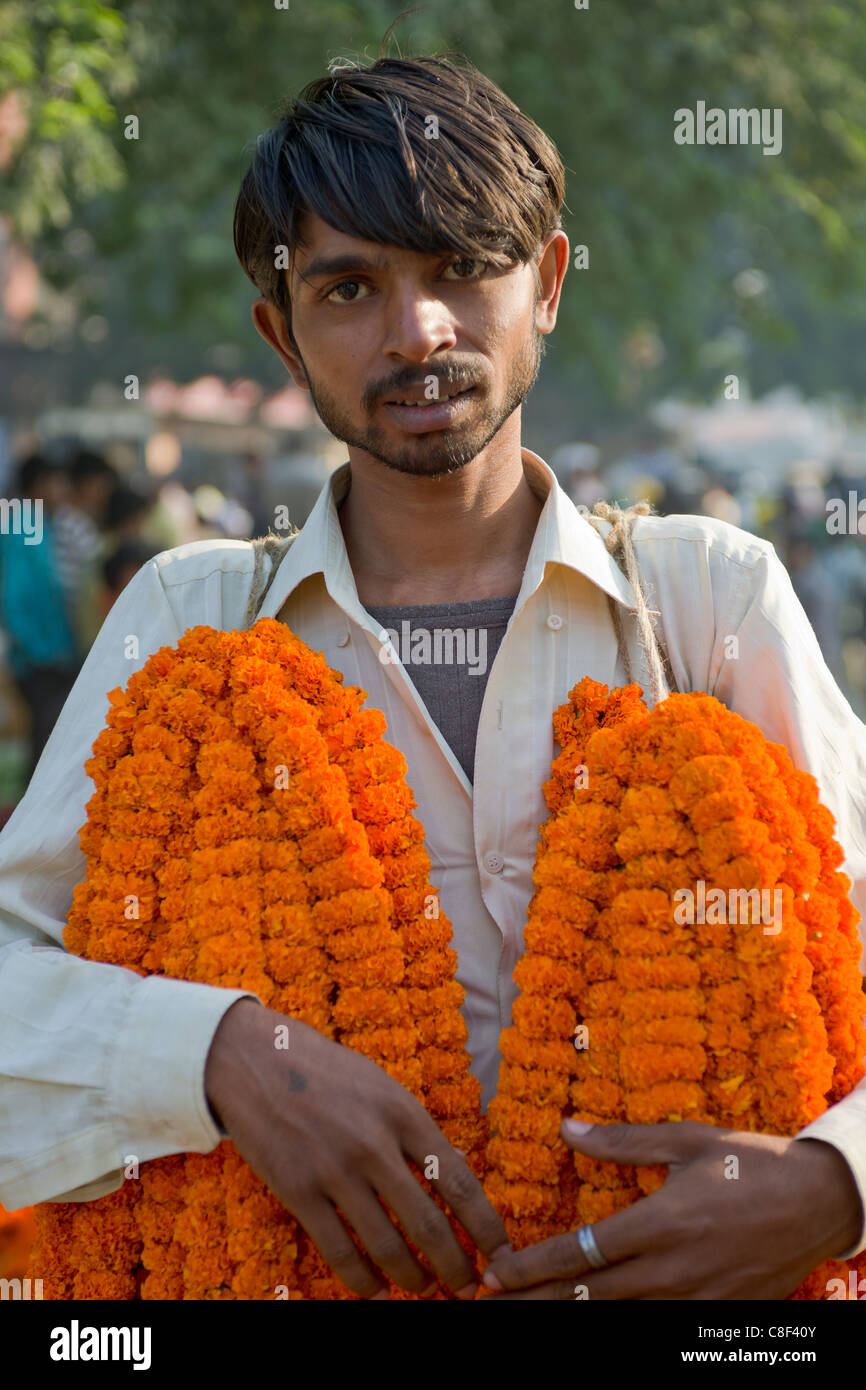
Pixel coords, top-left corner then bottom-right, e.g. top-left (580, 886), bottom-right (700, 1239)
top-left (785, 530), bottom-right (845, 687)
top-left (104, 480), bottom-right (157, 543)
top-left (235, 450), bottom-right (273, 538)
top-left (58, 448), bottom-right (117, 533)
top-left (97, 539), bottom-right (159, 625)
top-left (0, 453), bottom-right (82, 783)
top-left (75, 482), bottom-right (158, 649)
top-left (659, 462), bottom-right (708, 516)
top-left (53, 448), bottom-right (118, 615)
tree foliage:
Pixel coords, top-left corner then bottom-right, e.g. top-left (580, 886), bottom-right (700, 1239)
top-left (3, 0), bottom-right (866, 413)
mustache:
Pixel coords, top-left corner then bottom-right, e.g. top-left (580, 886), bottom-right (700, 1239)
top-left (364, 362), bottom-right (484, 410)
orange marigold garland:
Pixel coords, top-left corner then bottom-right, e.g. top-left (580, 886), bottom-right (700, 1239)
top-left (489, 677), bottom-right (866, 1300)
top-left (23, 625), bottom-right (866, 1301)
top-left (29, 620), bottom-right (481, 1301)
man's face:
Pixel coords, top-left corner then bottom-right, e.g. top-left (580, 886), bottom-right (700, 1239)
top-left (262, 212), bottom-right (557, 478)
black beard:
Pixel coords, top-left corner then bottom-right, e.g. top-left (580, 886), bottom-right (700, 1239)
top-left (295, 329), bottom-right (544, 479)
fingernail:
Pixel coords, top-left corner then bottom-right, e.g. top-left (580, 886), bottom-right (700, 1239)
top-left (490, 1242), bottom-right (511, 1260)
top-left (456, 1282), bottom-right (478, 1299)
top-left (482, 1270), bottom-right (503, 1291)
top-left (371, 1288), bottom-right (390, 1300)
top-left (563, 1119), bottom-right (594, 1137)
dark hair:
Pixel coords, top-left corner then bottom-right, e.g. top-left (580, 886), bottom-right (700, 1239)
top-left (68, 448), bottom-right (117, 487)
top-left (105, 483), bottom-right (153, 530)
top-left (14, 453), bottom-right (57, 498)
top-left (233, 54), bottom-right (565, 334)
top-left (102, 539), bottom-right (156, 592)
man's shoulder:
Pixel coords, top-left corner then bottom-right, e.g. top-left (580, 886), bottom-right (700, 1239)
top-left (627, 509), bottom-right (776, 573)
top-left (136, 538), bottom-right (267, 633)
top-left (141, 535), bottom-right (307, 631)
top-left (147, 537), bottom-right (258, 590)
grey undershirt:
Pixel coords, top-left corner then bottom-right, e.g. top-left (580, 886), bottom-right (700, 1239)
top-left (364, 594), bottom-right (520, 785)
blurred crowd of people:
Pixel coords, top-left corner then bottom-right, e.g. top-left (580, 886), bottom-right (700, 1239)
top-left (561, 443), bottom-right (866, 717)
top-left (0, 449), bottom-right (163, 782)
top-left (3, 435), bottom-right (866, 803)
top-left (0, 445), bottom-right (276, 788)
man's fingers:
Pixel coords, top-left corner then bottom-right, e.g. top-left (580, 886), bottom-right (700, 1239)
top-left (422, 1141), bottom-right (511, 1260)
top-left (562, 1118), bottom-right (721, 1166)
top-left (298, 1199), bottom-right (389, 1300)
top-left (483, 1198), bottom-right (668, 1291)
top-left (373, 1164), bottom-right (480, 1295)
top-left (483, 1227), bottom-right (594, 1291)
top-left (483, 1278), bottom-right (578, 1301)
top-left (335, 1184), bottom-right (439, 1295)
top-left (577, 1254), bottom-right (695, 1301)
top-left (485, 1258), bottom-right (652, 1301)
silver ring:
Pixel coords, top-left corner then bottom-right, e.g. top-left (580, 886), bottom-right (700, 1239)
top-left (576, 1223), bottom-right (609, 1270)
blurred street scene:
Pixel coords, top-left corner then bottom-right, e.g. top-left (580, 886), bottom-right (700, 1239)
top-left (1, 0), bottom-right (865, 820)
top-left (0, 382), bottom-right (344, 815)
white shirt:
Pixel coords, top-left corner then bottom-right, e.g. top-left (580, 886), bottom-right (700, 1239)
top-left (1, 447), bottom-right (865, 1257)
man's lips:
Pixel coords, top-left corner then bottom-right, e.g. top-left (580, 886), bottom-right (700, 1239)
top-left (380, 386), bottom-right (477, 434)
top-left (381, 383), bottom-right (475, 406)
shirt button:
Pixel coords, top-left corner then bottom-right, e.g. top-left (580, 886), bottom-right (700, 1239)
top-left (546, 613), bottom-right (563, 630)
top-left (484, 851), bottom-right (504, 874)
top-left (336, 630), bottom-right (350, 646)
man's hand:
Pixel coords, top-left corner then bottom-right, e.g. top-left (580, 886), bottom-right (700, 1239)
top-left (481, 1119), bottom-right (864, 1300)
top-left (205, 998), bottom-right (509, 1299)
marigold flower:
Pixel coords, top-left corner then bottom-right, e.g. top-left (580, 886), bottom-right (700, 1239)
top-left (29, 647), bottom-right (866, 1304)
top-left (486, 676), bottom-right (866, 1302)
top-left (30, 620), bottom-right (479, 1300)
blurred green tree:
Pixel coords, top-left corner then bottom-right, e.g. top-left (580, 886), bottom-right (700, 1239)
top-left (0, 0), bottom-right (135, 235)
top-left (2, 0), bottom-right (865, 414)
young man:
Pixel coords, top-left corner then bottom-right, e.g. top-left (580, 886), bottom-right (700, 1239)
top-left (1, 54), bottom-right (865, 1302)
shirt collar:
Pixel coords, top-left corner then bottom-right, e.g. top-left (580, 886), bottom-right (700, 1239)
top-left (258, 445), bottom-right (639, 623)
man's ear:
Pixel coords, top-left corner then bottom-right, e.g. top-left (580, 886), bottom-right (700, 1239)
top-left (251, 299), bottom-right (310, 391)
top-left (535, 230), bottom-right (569, 337)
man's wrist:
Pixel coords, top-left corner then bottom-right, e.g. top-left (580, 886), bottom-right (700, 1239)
top-left (794, 1137), bottom-right (864, 1259)
top-left (204, 996), bottom-right (263, 1132)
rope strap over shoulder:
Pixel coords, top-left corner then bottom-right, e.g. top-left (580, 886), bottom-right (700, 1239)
top-left (243, 504), bottom-right (675, 705)
top-left (244, 530), bottom-right (301, 629)
top-left (588, 500), bottom-right (674, 707)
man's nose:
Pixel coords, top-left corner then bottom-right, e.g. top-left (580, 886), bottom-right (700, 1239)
top-left (381, 284), bottom-right (457, 362)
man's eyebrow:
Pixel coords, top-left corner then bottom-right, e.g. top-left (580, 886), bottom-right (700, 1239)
top-left (295, 252), bottom-right (391, 283)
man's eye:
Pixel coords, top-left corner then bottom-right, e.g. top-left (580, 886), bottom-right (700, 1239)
top-left (325, 280), bottom-right (370, 303)
top-left (442, 257), bottom-right (487, 280)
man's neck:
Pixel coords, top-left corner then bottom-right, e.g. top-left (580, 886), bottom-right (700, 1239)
top-left (337, 423), bottom-right (545, 607)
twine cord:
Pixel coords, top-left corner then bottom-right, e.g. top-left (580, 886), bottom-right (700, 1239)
top-left (244, 531), bottom-right (300, 628)
top-left (588, 500), bottom-right (673, 707)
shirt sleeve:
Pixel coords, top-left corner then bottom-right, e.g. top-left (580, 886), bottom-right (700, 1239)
top-left (0, 553), bottom-right (261, 1211)
top-left (712, 544), bottom-right (866, 1259)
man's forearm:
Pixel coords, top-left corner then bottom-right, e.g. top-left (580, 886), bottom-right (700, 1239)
top-left (0, 936), bottom-right (259, 1209)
